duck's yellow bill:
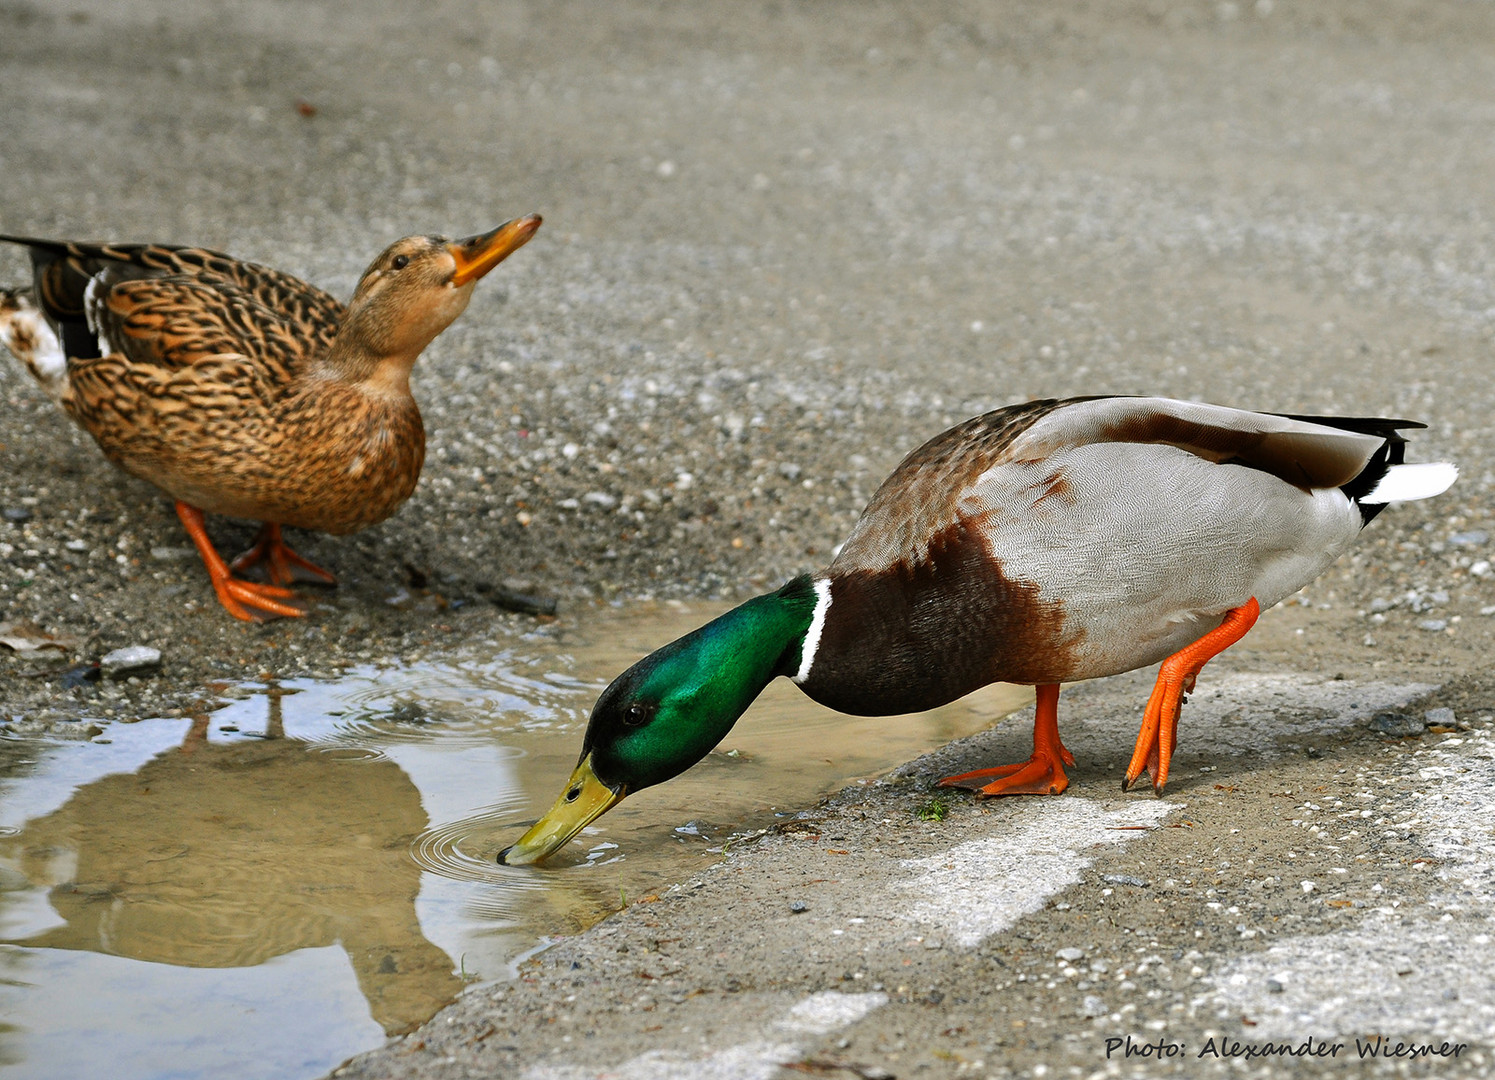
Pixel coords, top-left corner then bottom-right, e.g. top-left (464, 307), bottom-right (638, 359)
top-left (449, 214), bottom-right (542, 286)
top-left (497, 754), bottom-right (624, 867)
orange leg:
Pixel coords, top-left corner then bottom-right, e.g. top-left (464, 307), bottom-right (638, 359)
top-left (175, 502), bottom-right (306, 621)
top-left (938, 683), bottom-right (1072, 796)
top-left (1123, 597), bottom-right (1261, 794)
top-left (231, 522), bottom-right (337, 587)
top-left (178, 713), bottom-right (212, 755)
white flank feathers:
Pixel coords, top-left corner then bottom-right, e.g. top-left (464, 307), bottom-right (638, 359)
top-left (1363, 461), bottom-right (1459, 504)
top-left (792, 577), bottom-right (833, 683)
top-left (82, 273), bottom-right (113, 357)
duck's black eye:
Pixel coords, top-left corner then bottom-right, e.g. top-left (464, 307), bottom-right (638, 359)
top-left (623, 702), bottom-right (652, 727)
top-left (391, 254), bottom-right (410, 270)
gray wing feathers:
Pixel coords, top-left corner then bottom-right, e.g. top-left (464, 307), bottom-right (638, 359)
top-left (833, 397), bottom-right (1387, 574)
top-left (1006, 397), bottom-right (1383, 490)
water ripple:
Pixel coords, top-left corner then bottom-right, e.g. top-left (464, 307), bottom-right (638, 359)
top-left (411, 799), bottom-right (533, 886)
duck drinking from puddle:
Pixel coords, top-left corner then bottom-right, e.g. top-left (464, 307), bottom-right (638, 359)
top-left (499, 396), bottom-right (1455, 865)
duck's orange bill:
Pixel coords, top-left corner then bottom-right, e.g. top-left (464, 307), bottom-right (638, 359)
top-left (449, 214), bottom-right (542, 285)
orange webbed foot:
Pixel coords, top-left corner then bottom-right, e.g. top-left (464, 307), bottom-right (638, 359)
top-left (176, 502), bottom-right (308, 622)
top-left (938, 753), bottom-right (1069, 797)
top-left (231, 523), bottom-right (336, 587)
top-left (213, 574), bottom-right (307, 622)
top-left (1122, 598), bottom-right (1260, 794)
top-left (937, 684), bottom-right (1072, 797)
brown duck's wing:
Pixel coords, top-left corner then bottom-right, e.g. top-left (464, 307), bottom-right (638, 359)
top-left (93, 276), bottom-right (330, 381)
top-left (1, 236), bottom-right (343, 374)
top-left (830, 396), bottom-right (1391, 574)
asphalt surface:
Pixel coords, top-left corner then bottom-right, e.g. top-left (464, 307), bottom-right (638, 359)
top-left (2, 1), bottom-right (1494, 1077)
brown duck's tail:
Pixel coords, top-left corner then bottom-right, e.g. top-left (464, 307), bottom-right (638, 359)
top-left (0, 287), bottom-right (68, 403)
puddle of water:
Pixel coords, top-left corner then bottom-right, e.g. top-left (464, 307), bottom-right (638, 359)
top-left (0, 601), bottom-right (1029, 1080)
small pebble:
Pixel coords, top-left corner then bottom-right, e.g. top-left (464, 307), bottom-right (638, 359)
top-left (1082, 994), bottom-right (1107, 1018)
top-left (1424, 707), bottom-right (1457, 728)
top-left (1267, 978), bottom-right (1285, 994)
top-left (1101, 874), bottom-right (1150, 887)
top-left (789, 900), bottom-right (808, 914)
top-left (1368, 710), bottom-right (1426, 737)
top-left (59, 662), bottom-right (101, 689)
top-left (150, 546), bottom-right (196, 561)
top-left (1056, 947), bottom-right (1085, 962)
top-left (2, 507), bottom-right (32, 524)
top-left (1417, 619), bottom-right (1449, 632)
top-left (100, 645), bottom-right (162, 680)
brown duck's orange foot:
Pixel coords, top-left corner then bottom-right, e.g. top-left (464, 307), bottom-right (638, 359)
top-left (937, 684), bottom-right (1073, 797)
top-left (1123, 598), bottom-right (1261, 794)
top-left (232, 523), bottom-right (337, 587)
top-left (175, 502), bottom-right (308, 622)
top-left (214, 574), bottom-right (307, 622)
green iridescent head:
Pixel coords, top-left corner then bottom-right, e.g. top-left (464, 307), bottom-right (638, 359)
top-left (498, 577), bottom-right (818, 866)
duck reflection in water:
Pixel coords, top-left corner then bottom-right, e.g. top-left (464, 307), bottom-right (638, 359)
top-left (0, 689), bottom-right (462, 1034)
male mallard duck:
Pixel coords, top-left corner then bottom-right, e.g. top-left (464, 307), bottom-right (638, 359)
top-left (499, 396), bottom-right (1456, 865)
top-left (0, 216), bottom-right (540, 619)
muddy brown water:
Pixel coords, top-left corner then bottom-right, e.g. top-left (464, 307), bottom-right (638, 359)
top-left (0, 602), bottom-right (1027, 1079)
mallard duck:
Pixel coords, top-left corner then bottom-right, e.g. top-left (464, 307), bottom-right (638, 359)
top-left (499, 395), bottom-right (1456, 865)
top-left (0, 216), bottom-right (540, 619)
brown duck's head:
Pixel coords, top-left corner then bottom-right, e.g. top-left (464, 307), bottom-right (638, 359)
top-left (335, 215), bottom-right (541, 385)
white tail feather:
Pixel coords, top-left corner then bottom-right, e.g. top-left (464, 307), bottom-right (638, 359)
top-left (1363, 461), bottom-right (1458, 504)
top-left (0, 290), bottom-right (68, 403)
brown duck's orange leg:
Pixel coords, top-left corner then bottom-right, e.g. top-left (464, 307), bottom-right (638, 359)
top-left (1123, 597), bottom-right (1261, 794)
top-left (231, 523), bottom-right (337, 586)
top-left (175, 502), bottom-right (306, 621)
top-left (938, 683), bottom-right (1072, 796)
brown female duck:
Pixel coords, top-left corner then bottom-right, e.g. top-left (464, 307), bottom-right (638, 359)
top-left (0, 216), bottom-right (540, 619)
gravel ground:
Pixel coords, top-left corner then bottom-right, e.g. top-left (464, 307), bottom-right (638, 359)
top-left (2, 1), bottom-right (1495, 1077)
top-left (335, 651), bottom-right (1495, 1080)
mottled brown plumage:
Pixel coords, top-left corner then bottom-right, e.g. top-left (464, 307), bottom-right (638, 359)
top-left (831, 397), bottom-right (1073, 572)
top-left (0, 216), bottom-right (541, 619)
